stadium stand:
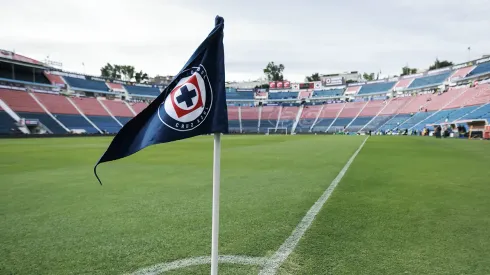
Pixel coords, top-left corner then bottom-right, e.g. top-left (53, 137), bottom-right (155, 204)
top-left (379, 97), bottom-right (412, 115)
top-left (43, 72), bottom-right (66, 86)
top-left (54, 114), bottom-right (98, 133)
top-left (124, 85), bottom-right (160, 97)
top-left (259, 106), bottom-right (281, 133)
top-left (32, 93), bottom-right (98, 133)
top-left (357, 81), bottom-right (396, 95)
top-left (16, 112), bottom-right (66, 134)
top-left (64, 76), bottom-right (109, 92)
top-left (443, 105), bottom-right (481, 122)
top-left (407, 71), bottom-right (452, 89)
top-left (424, 88), bottom-right (466, 111)
top-left (395, 90), bottom-right (464, 131)
top-left (444, 87), bottom-right (472, 109)
top-left (370, 97), bottom-right (412, 131)
top-left (330, 101), bottom-right (366, 131)
top-left (226, 90), bottom-right (255, 100)
top-left (462, 84), bottom-right (490, 106)
top-left (406, 89), bottom-right (470, 130)
top-left (298, 91), bottom-right (312, 99)
top-left (86, 116), bottom-right (120, 133)
top-left (107, 82), bottom-right (126, 93)
top-left (393, 78), bottom-right (414, 90)
top-left (101, 100), bottom-right (134, 117)
top-left (296, 105), bottom-right (322, 133)
top-left (71, 97), bottom-right (108, 116)
top-left (240, 106), bottom-right (260, 133)
top-left (450, 66), bottom-right (475, 80)
top-left (344, 86), bottom-right (361, 95)
top-left (312, 89), bottom-right (344, 97)
top-left (71, 97), bottom-right (120, 133)
top-left (0, 104), bottom-right (16, 134)
top-left (466, 62), bottom-right (490, 77)
top-left (227, 106), bottom-right (240, 132)
top-left (0, 89), bottom-right (67, 133)
top-left (460, 103), bottom-right (490, 120)
top-left (129, 102), bottom-right (148, 114)
top-left (337, 101), bottom-right (365, 118)
top-left (357, 100), bottom-right (386, 116)
top-left (268, 92), bottom-right (298, 100)
top-left (277, 106), bottom-right (299, 132)
top-left (348, 100), bottom-right (387, 131)
top-left (397, 111), bottom-right (434, 130)
top-left (398, 94), bottom-right (432, 114)
top-left (0, 64), bottom-right (50, 85)
top-left (101, 99), bottom-right (134, 125)
top-left (0, 89), bottom-right (44, 113)
top-left (34, 93), bottom-right (77, 114)
top-left (255, 92), bottom-right (267, 98)
top-left (2, 50), bottom-right (490, 136)
top-left (311, 103), bottom-right (344, 132)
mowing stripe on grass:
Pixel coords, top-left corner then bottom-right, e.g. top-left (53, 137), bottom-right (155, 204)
top-left (130, 255), bottom-right (268, 275)
top-left (258, 136), bottom-right (369, 275)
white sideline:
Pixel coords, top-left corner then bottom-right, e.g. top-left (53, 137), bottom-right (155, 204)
top-left (130, 255), bottom-right (268, 275)
top-left (258, 136), bottom-right (369, 275)
top-left (128, 137), bottom-right (369, 275)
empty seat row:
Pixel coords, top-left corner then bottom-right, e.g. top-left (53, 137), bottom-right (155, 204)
top-left (357, 81), bottom-right (396, 95)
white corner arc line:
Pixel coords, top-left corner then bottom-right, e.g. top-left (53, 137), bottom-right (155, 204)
top-left (258, 136), bottom-right (369, 275)
top-left (129, 255), bottom-right (268, 275)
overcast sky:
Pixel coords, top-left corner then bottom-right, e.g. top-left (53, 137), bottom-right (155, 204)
top-left (1, 0), bottom-right (489, 82)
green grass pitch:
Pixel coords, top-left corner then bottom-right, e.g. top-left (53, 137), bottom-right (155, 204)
top-left (1, 135), bottom-right (490, 275)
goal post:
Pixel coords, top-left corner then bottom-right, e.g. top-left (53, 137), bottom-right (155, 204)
top-left (266, 127), bottom-right (288, 135)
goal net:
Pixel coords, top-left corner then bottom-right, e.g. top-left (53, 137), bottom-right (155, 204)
top-left (266, 127), bottom-right (288, 135)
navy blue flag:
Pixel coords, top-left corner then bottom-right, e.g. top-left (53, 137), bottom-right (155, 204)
top-left (94, 16), bottom-right (228, 184)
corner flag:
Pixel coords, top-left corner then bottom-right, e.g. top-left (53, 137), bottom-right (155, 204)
top-left (94, 16), bottom-right (227, 181)
top-left (94, 16), bottom-right (227, 275)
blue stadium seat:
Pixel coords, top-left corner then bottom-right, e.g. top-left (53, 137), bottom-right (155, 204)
top-left (228, 120), bottom-right (240, 132)
top-left (124, 85), bottom-right (160, 97)
top-left (87, 116), bottom-right (121, 133)
top-left (357, 82), bottom-right (396, 95)
top-left (408, 72), bottom-right (452, 89)
top-left (241, 120), bottom-right (258, 133)
top-left (311, 118), bottom-right (335, 132)
top-left (331, 117), bottom-right (353, 127)
top-left (17, 112), bottom-right (67, 134)
top-left (116, 117), bottom-right (133, 125)
top-left (0, 111), bottom-right (16, 134)
top-left (398, 112), bottom-right (434, 130)
top-left (459, 104), bottom-right (490, 120)
top-left (312, 89), bottom-right (344, 97)
top-left (259, 119), bottom-right (277, 133)
top-left (296, 118), bottom-right (317, 133)
top-left (347, 116), bottom-right (374, 131)
top-left (378, 114), bottom-right (412, 131)
top-left (268, 92), bottom-right (298, 100)
top-left (364, 115), bottom-right (393, 131)
top-left (276, 119), bottom-right (295, 132)
top-left (53, 114), bottom-right (99, 133)
top-left (226, 91), bottom-right (255, 100)
top-left (467, 62), bottom-right (490, 77)
top-left (421, 109), bottom-right (454, 126)
top-left (420, 106), bottom-right (480, 130)
top-left (64, 76), bottom-right (109, 92)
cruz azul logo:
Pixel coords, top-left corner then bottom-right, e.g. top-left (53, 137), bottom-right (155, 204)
top-left (158, 65), bottom-right (213, 131)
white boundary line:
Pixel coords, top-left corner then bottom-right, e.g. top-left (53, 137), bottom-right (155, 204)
top-left (258, 136), bottom-right (369, 275)
top-left (128, 137), bottom-right (369, 275)
top-left (129, 255), bottom-right (267, 275)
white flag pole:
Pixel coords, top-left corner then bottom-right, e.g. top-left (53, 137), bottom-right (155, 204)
top-left (211, 133), bottom-right (221, 275)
